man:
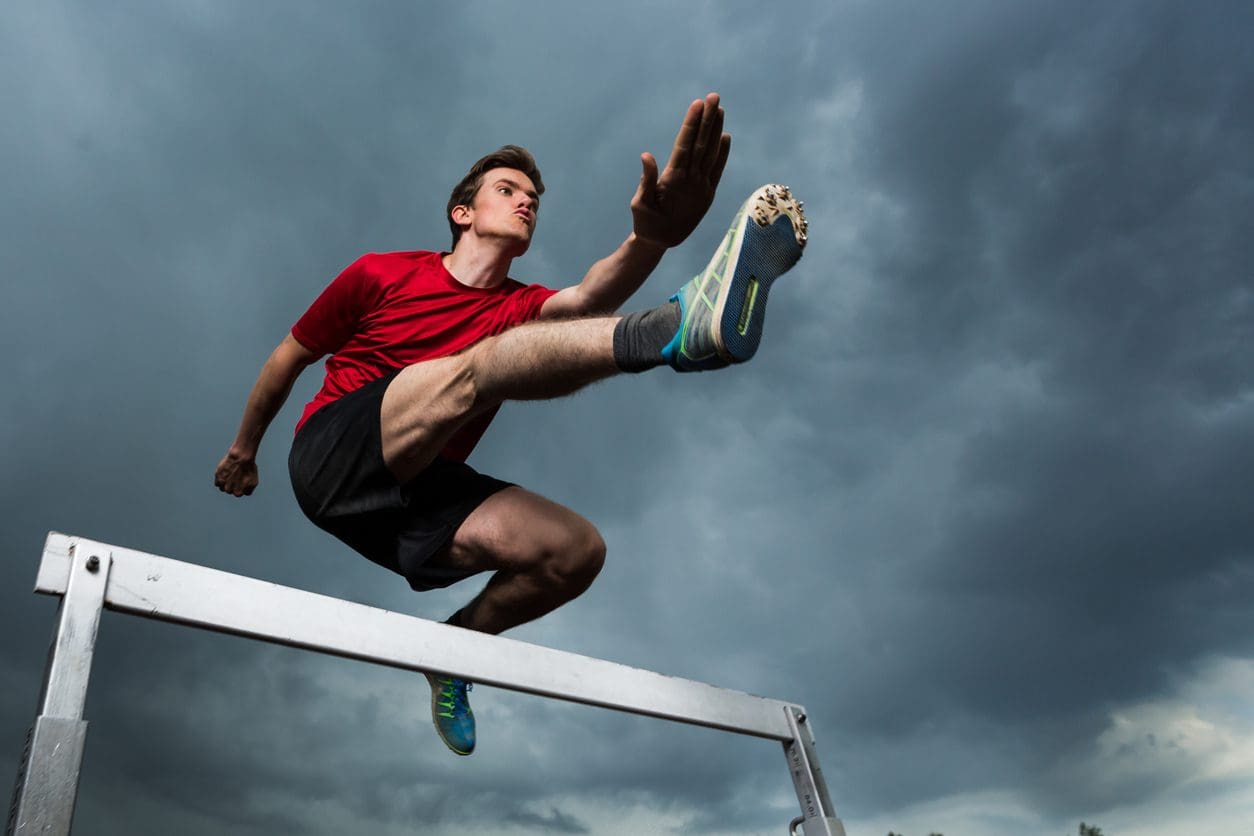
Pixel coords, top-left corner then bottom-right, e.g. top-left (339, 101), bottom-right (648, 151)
top-left (214, 93), bottom-right (806, 756)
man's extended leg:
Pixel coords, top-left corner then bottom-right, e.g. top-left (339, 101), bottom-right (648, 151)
top-left (380, 316), bottom-right (624, 482)
top-left (382, 183), bottom-right (808, 483)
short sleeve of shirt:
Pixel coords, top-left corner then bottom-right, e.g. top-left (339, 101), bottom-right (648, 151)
top-left (291, 255), bottom-right (380, 355)
top-left (501, 281), bottom-right (558, 327)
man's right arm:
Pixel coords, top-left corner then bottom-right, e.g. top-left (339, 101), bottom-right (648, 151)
top-left (538, 93), bottom-right (729, 319)
top-left (215, 332), bottom-right (321, 497)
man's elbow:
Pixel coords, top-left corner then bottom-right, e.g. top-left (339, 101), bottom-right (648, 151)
top-left (268, 334), bottom-right (320, 379)
top-left (281, 333), bottom-right (320, 366)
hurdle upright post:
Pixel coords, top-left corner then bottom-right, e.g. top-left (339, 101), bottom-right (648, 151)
top-left (8, 537), bottom-right (109, 835)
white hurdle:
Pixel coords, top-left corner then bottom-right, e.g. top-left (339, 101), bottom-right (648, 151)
top-left (9, 533), bottom-right (845, 835)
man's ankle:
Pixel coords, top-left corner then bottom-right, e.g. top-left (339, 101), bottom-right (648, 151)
top-left (612, 301), bottom-right (682, 372)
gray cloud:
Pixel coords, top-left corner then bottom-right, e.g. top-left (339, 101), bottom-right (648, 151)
top-left (503, 806), bottom-right (589, 834)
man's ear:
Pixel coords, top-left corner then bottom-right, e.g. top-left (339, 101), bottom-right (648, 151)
top-left (450, 204), bottom-right (473, 229)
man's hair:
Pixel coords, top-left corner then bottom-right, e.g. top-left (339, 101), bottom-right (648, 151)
top-left (446, 145), bottom-right (545, 248)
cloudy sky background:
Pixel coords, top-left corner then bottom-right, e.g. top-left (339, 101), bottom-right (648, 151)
top-left (3, 1), bottom-right (1253, 834)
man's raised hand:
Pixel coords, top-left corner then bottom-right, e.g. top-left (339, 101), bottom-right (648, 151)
top-left (631, 93), bottom-right (731, 249)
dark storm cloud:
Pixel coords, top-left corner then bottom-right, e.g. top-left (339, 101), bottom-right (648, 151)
top-left (879, 0), bottom-right (1254, 688)
top-left (755, 0), bottom-right (1254, 818)
top-left (4, 0), bottom-right (1253, 834)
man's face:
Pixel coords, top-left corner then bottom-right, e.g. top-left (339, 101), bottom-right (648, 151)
top-left (454, 167), bottom-right (540, 255)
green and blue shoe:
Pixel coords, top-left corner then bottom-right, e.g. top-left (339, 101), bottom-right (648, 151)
top-left (662, 184), bottom-right (807, 371)
top-left (425, 673), bottom-right (475, 756)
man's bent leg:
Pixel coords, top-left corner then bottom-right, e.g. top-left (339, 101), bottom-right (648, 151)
top-left (381, 317), bottom-right (621, 483)
top-left (429, 486), bottom-right (607, 635)
top-left (419, 487), bottom-right (605, 756)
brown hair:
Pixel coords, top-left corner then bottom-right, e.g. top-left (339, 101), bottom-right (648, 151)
top-left (446, 145), bottom-right (545, 248)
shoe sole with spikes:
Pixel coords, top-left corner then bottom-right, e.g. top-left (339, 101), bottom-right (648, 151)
top-left (662, 184), bottom-right (807, 371)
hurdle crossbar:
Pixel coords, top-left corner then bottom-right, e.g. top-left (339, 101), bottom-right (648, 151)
top-left (8, 533), bottom-right (845, 835)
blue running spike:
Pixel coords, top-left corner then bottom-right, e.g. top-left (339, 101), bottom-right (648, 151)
top-left (666, 184), bottom-right (807, 371)
top-left (425, 673), bottom-right (475, 756)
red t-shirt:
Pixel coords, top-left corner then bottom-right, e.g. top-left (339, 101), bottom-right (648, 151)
top-left (291, 250), bottom-right (557, 461)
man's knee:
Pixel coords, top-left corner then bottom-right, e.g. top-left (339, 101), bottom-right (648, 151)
top-left (533, 520), bottom-right (606, 591)
top-left (568, 524), bottom-right (607, 586)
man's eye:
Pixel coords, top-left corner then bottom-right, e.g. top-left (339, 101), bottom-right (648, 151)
top-left (499, 186), bottom-right (511, 195)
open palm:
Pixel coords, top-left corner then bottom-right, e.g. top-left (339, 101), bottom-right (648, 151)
top-left (631, 93), bottom-right (732, 248)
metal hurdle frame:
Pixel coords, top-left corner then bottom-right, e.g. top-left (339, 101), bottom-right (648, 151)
top-left (9, 533), bottom-right (845, 835)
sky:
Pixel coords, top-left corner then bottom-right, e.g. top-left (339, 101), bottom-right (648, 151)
top-left (2, 1), bottom-right (1253, 834)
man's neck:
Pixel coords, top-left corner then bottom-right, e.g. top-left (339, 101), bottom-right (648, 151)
top-left (442, 238), bottom-right (517, 289)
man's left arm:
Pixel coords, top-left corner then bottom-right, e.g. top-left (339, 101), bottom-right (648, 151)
top-left (541, 93), bottom-right (731, 318)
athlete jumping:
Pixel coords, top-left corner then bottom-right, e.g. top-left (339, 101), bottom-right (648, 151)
top-left (214, 93), bottom-right (807, 756)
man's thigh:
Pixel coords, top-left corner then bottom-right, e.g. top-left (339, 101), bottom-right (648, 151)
top-left (380, 354), bottom-right (487, 482)
top-left (428, 486), bottom-right (603, 575)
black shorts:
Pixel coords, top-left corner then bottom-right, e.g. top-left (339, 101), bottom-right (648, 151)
top-left (288, 371), bottom-right (512, 591)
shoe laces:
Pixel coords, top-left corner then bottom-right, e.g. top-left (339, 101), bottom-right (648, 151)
top-left (436, 677), bottom-right (472, 718)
